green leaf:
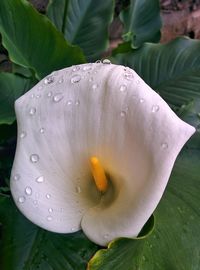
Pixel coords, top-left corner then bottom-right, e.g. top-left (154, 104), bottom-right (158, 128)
top-left (47, 0), bottom-right (114, 61)
top-left (0, 195), bottom-right (99, 270)
top-left (0, 72), bottom-right (33, 124)
top-left (120, 0), bottom-right (161, 48)
top-left (88, 147), bottom-right (200, 270)
top-left (0, 0), bottom-right (85, 79)
top-left (114, 37), bottom-right (200, 112)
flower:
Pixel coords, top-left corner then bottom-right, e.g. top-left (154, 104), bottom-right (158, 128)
top-left (10, 62), bottom-right (195, 246)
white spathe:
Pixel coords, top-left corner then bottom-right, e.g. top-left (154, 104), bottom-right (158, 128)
top-left (10, 63), bottom-right (195, 246)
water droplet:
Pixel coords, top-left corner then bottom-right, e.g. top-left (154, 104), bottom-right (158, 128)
top-left (120, 84), bottom-right (127, 93)
top-left (136, 80), bottom-right (140, 84)
top-left (67, 100), bottom-right (73, 105)
top-left (103, 233), bottom-right (109, 239)
top-left (139, 98), bottom-right (144, 103)
top-left (36, 94), bottom-right (41, 99)
top-left (36, 176), bottom-right (44, 183)
top-left (89, 77), bottom-right (93, 82)
top-left (102, 59), bottom-right (111, 64)
top-left (13, 174), bottom-right (20, 181)
top-left (44, 76), bottom-right (54, 85)
top-left (58, 78), bottom-right (63, 84)
top-left (47, 215), bottom-right (53, 221)
top-left (75, 100), bottom-right (80, 106)
top-left (76, 186), bottom-right (82, 193)
top-left (124, 72), bottom-right (134, 80)
top-left (72, 66), bottom-right (80, 72)
top-left (25, 186), bottom-right (32, 195)
top-left (71, 74), bottom-right (81, 83)
top-left (92, 83), bottom-right (98, 90)
top-left (95, 60), bottom-right (101, 63)
top-left (120, 111), bottom-right (126, 117)
top-left (18, 196), bottom-right (26, 203)
top-left (46, 194), bottom-right (51, 199)
top-left (20, 131), bottom-right (27, 138)
top-left (161, 142), bottom-right (168, 149)
top-left (47, 91), bottom-right (52, 97)
top-left (71, 227), bottom-right (75, 232)
top-left (39, 128), bottom-right (45, 134)
top-left (83, 65), bottom-right (92, 71)
top-left (29, 107), bottom-right (36, 115)
top-left (53, 94), bottom-right (63, 103)
top-left (33, 200), bottom-right (38, 206)
top-left (31, 94), bottom-right (35, 98)
top-left (151, 105), bottom-right (160, 113)
top-left (48, 208), bottom-right (53, 213)
top-left (30, 154), bottom-right (39, 163)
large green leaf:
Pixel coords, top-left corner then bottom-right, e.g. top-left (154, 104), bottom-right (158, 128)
top-left (0, 72), bottom-right (33, 124)
top-left (114, 37), bottom-right (200, 112)
top-left (0, 195), bottom-right (99, 270)
top-left (47, 0), bottom-right (114, 61)
top-left (120, 0), bottom-right (161, 48)
top-left (88, 146), bottom-right (200, 270)
top-left (0, 0), bottom-right (85, 79)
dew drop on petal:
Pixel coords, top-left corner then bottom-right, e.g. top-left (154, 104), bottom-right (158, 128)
top-left (124, 72), bottom-right (134, 80)
top-left (102, 59), bottom-right (111, 64)
top-left (139, 98), bottom-right (145, 103)
top-left (72, 66), bottom-right (80, 72)
top-left (46, 194), bottom-right (51, 199)
top-left (53, 94), bottom-right (64, 103)
top-left (92, 83), bottom-right (98, 90)
top-left (18, 196), bottom-right (25, 203)
top-left (20, 131), bottom-right (27, 139)
top-left (31, 94), bottom-right (35, 99)
top-left (120, 111), bottom-right (126, 118)
top-left (33, 200), bottom-right (38, 206)
top-left (36, 94), bottom-right (41, 99)
top-left (136, 80), bottom-right (140, 85)
top-left (120, 84), bottom-right (127, 93)
top-left (67, 100), bottom-right (73, 106)
top-left (161, 142), bottom-right (168, 149)
top-left (58, 78), bottom-right (64, 84)
top-left (71, 74), bottom-right (81, 83)
top-left (47, 215), bottom-right (53, 221)
top-left (152, 105), bottom-right (160, 113)
top-left (39, 128), bottom-right (45, 134)
top-left (48, 208), bottom-right (53, 213)
top-left (30, 154), bottom-right (39, 163)
top-left (89, 77), bottom-right (93, 82)
top-left (83, 65), bottom-right (92, 71)
top-left (36, 176), bottom-right (44, 183)
top-left (47, 92), bottom-right (52, 98)
top-left (29, 107), bottom-right (36, 116)
top-left (75, 100), bottom-right (80, 106)
top-left (44, 76), bottom-right (54, 85)
top-left (25, 186), bottom-right (32, 195)
top-left (71, 227), bottom-right (75, 232)
top-left (13, 174), bottom-right (20, 181)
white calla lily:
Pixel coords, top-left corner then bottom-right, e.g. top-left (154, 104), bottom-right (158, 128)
top-left (10, 62), bottom-right (195, 246)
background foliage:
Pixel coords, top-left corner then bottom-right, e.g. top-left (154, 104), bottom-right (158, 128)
top-left (0, 0), bottom-right (200, 269)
